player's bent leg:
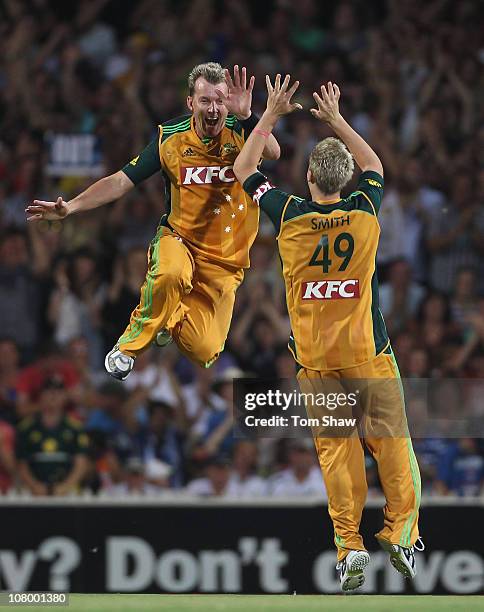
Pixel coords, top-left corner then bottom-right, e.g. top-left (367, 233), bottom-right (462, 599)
top-left (172, 261), bottom-right (243, 368)
top-left (357, 347), bottom-right (422, 575)
top-left (114, 229), bottom-right (194, 359)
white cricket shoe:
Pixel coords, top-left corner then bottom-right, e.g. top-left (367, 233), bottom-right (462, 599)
top-left (378, 538), bottom-right (425, 579)
top-left (336, 550), bottom-right (370, 592)
top-left (154, 328), bottom-right (173, 348)
top-left (104, 344), bottom-right (135, 381)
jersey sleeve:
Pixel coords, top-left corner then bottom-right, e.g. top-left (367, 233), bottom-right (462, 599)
top-left (356, 171), bottom-right (384, 214)
top-left (121, 130), bottom-right (163, 185)
top-left (242, 171), bottom-right (291, 231)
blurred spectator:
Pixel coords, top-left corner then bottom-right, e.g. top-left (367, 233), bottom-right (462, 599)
top-left (427, 177), bottom-right (483, 294)
top-left (190, 367), bottom-right (242, 465)
top-left (450, 267), bottom-right (480, 336)
top-left (186, 456), bottom-right (231, 497)
top-left (0, 419), bottom-right (15, 493)
top-left (0, 230), bottom-right (42, 359)
top-left (435, 438), bottom-right (484, 497)
top-left (102, 248), bottom-right (147, 351)
top-left (105, 456), bottom-right (163, 497)
top-left (225, 441), bottom-right (267, 497)
top-left (123, 347), bottom-right (186, 412)
top-left (379, 259), bottom-right (425, 335)
top-left (230, 280), bottom-right (290, 377)
top-left (269, 439), bottom-right (326, 498)
top-left (16, 375), bottom-right (89, 495)
top-left (16, 343), bottom-right (80, 418)
top-left (0, 338), bottom-right (20, 423)
top-left (47, 248), bottom-right (106, 369)
top-left (142, 400), bottom-right (185, 489)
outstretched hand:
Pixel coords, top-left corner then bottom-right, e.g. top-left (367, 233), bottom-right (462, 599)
top-left (265, 74), bottom-right (302, 118)
top-left (310, 81), bottom-right (341, 125)
top-left (215, 65), bottom-right (255, 120)
top-left (25, 197), bottom-right (69, 222)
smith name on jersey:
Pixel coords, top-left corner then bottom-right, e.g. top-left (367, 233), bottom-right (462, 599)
top-left (122, 115), bottom-right (259, 269)
top-left (243, 170), bottom-right (389, 371)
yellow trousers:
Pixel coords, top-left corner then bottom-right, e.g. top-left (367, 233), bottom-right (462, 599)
top-left (298, 347), bottom-right (421, 561)
top-left (118, 225), bottom-right (243, 367)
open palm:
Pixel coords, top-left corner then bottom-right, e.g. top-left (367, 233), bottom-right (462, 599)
top-left (216, 65), bottom-right (255, 119)
top-left (25, 197), bottom-right (69, 222)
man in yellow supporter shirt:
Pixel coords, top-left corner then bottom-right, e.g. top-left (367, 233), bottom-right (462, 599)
top-left (26, 63), bottom-right (280, 379)
top-left (233, 75), bottom-right (422, 592)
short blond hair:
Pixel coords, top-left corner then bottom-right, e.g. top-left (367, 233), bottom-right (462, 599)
top-left (188, 62), bottom-right (225, 95)
top-left (309, 137), bottom-right (354, 194)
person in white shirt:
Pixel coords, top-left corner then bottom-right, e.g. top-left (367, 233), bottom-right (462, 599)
top-left (104, 456), bottom-right (163, 497)
top-left (186, 456), bottom-right (231, 497)
top-left (225, 441), bottom-right (267, 498)
top-left (269, 439), bottom-right (326, 498)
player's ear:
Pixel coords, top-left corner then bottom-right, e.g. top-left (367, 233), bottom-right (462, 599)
top-left (186, 96), bottom-right (193, 112)
top-left (307, 167), bottom-right (315, 184)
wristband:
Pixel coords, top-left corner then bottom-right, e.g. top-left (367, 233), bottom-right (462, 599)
top-left (254, 129), bottom-right (270, 138)
top-left (238, 112), bottom-right (259, 133)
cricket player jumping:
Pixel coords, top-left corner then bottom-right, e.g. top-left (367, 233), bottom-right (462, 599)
top-left (233, 74), bottom-right (423, 592)
top-left (26, 63), bottom-right (280, 379)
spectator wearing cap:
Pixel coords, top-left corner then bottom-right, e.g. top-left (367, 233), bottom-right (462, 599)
top-left (186, 456), bottom-right (231, 497)
top-left (104, 456), bottom-right (163, 497)
top-left (15, 343), bottom-right (80, 419)
top-left (16, 375), bottom-right (89, 495)
top-left (268, 439), bottom-right (326, 498)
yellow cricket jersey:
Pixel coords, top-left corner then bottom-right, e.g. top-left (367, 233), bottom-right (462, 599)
top-left (123, 115), bottom-right (258, 269)
top-left (243, 171), bottom-right (389, 370)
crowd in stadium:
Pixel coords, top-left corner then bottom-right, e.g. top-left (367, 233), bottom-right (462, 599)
top-left (0, 0), bottom-right (483, 498)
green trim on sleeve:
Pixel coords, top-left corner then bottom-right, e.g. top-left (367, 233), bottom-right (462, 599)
top-left (357, 171), bottom-right (384, 214)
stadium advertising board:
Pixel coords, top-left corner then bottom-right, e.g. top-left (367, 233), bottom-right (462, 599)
top-left (0, 502), bottom-right (482, 595)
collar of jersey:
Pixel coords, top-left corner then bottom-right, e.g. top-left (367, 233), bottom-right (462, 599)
top-left (314, 197), bottom-right (341, 205)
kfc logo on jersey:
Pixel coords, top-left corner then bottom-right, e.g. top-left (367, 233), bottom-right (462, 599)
top-left (181, 165), bottom-right (235, 185)
top-left (301, 280), bottom-right (360, 300)
top-left (253, 180), bottom-right (274, 203)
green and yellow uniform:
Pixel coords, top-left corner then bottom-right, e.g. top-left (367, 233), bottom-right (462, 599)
top-left (16, 415), bottom-right (89, 487)
top-left (243, 170), bottom-right (421, 560)
top-left (118, 115), bottom-right (258, 365)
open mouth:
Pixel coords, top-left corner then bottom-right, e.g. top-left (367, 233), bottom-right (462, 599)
top-left (206, 117), bottom-right (219, 127)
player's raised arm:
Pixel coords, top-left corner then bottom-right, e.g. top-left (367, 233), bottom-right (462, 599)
top-left (216, 66), bottom-right (281, 160)
top-left (25, 132), bottom-right (166, 222)
top-left (311, 82), bottom-right (383, 176)
top-left (234, 74), bottom-right (302, 184)
top-left (25, 171), bottom-right (134, 221)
